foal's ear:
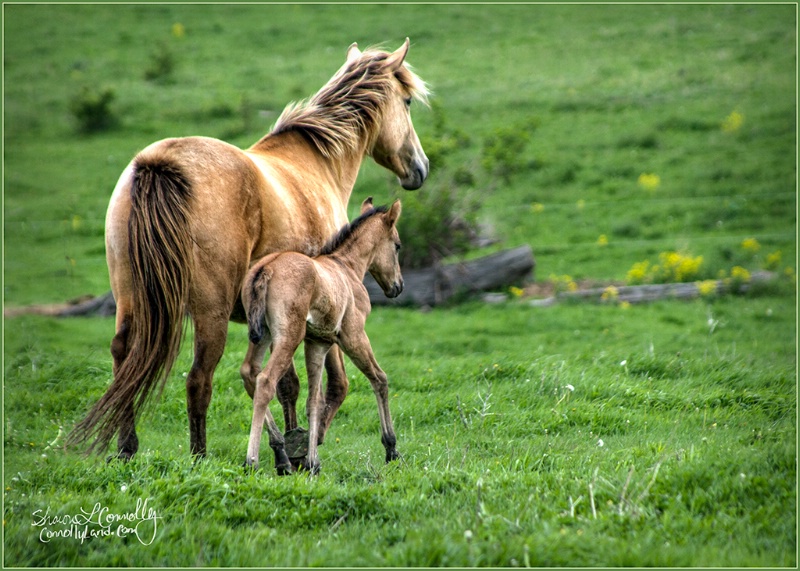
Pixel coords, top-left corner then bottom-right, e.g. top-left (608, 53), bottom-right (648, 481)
top-left (384, 199), bottom-right (402, 227)
top-left (385, 38), bottom-right (410, 72)
top-left (346, 42), bottom-right (362, 64)
top-left (360, 196), bottom-right (374, 214)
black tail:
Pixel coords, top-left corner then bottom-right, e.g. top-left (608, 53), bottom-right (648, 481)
top-left (246, 265), bottom-right (269, 345)
top-left (67, 156), bottom-right (193, 454)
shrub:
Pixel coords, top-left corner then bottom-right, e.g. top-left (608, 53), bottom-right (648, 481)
top-left (69, 86), bottom-right (117, 133)
top-left (144, 42), bottom-right (175, 82)
top-left (480, 122), bottom-right (536, 182)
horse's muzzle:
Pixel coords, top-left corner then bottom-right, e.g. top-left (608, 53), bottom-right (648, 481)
top-left (400, 157), bottom-right (429, 190)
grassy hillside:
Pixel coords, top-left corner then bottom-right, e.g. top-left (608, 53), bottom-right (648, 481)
top-left (3, 3), bottom-right (797, 567)
top-left (4, 4), bottom-right (796, 303)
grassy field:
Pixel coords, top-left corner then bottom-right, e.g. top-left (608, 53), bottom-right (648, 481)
top-left (3, 3), bottom-right (797, 567)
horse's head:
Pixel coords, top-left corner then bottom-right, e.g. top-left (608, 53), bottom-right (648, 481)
top-left (363, 197), bottom-right (404, 298)
top-left (350, 39), bottom-right (430, 191)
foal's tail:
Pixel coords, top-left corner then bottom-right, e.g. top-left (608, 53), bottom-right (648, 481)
top-left (246, 266), bottom-right (270, 345)
top-left (68, 154), bottom-right (193, 454)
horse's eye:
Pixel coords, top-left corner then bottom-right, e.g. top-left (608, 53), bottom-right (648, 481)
top-left (403, 97), bottom-right (412, 108)
top-left (395, 242), bottom-right (402, 252)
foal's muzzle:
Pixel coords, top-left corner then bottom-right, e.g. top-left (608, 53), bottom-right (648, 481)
top-left (385, 279), bottom-right (404, 299)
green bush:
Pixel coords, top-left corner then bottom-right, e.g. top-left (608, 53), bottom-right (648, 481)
top-left (69, 86), bottom-right (117, 133)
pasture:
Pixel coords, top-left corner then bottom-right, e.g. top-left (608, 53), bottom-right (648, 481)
top-left (3, 4), bottom-right (797, 567)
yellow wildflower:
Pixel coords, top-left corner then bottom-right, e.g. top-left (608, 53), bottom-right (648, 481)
top-left (509, 286), bottom-right (524, 298)
top-left (531, 202), bottom-right (545, 214)
top-left (658, 251), bottom-right (703, 282)
top-left (626, 260), bottom-right (651, 285)
top-left (741, 238), bottom-right (760, 253)
top-left (619, 301), bottom-right (631, 310)
top-left (730, 266), bottom-right (751, 283)
top-left (601, 286), bottom-right (619, 302)
top-left (697, 280), bottom-right (718, 297)
top-left (550, 274), bottom-right (578, 293)
top-left (172, 22), bottom-right (186, 38)
top-left (721, 110), bottom-right (744, 133)
top-left (638, 173), bottom-right (661, 192)
top-left (597, 234), bottom-right (609, 246)
top-left (765, 251), bottom-right (782, 270)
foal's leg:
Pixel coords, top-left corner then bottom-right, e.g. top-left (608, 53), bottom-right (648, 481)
top-left (303, 340), bottom-right (332, 475)
top-left (340, 332), bottom-right (399, 463)
top-left (240, 338), bottom-right (270, 399)
top-left (245, 339), bottom-right (299, 474)
top-left (241, 337), bottom-right (299, 432)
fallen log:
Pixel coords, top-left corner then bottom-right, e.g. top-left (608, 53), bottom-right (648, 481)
top-left (529, 270), bottom-right (775, 307)
top-left (364, 244), bottom-right (535, 306)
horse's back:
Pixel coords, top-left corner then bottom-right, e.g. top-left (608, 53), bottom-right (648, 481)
top-left (107, 136), bottom-right (264, 318)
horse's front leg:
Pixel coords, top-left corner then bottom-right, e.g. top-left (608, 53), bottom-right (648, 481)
top-left (302, 340), bottom-right (332, 475)
top-left (318, 347), bottom-right (349, 444)
top-left (276, 365), bottom-right (301, 431)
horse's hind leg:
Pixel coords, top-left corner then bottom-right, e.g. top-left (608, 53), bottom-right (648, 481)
top-left (186, 311), bottom-right (229, 457)
top-left (109, 311), bottom-right (138, 460)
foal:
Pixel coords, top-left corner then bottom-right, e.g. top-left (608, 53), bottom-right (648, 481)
top-left (242, 198), bottom-right (403, 474)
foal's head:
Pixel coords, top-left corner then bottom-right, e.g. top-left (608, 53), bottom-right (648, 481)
top-left (361, 197), bottom-right (404, 298)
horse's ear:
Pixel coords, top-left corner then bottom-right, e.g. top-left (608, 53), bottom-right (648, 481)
top-left (385, 38), bottom-right (410, 72)
top-left (346, 42), bottom-right (362, 64)
top-left (385, 199), bottom-right (402, 227)
top-left (360, 196), bottom-right (374, 214)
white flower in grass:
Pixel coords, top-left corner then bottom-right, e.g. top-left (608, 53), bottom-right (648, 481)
top-left (565, 384), bottom-right (575, 392)
top-left (597, 439), bottom-right (605, 448)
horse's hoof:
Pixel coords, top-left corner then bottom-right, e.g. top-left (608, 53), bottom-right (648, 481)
top-left (106, 451), bottom-right (135, 464)
top-left (385, 449), bottom-right (401, 463)
top-left (276, 463), bottom-right (295, 476)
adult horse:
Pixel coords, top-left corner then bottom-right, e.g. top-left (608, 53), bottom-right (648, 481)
top-left (68, 39), bottom-right (429, 459)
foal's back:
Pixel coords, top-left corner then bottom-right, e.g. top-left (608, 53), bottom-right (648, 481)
top-left (245, 251), bottom-right (358, 344)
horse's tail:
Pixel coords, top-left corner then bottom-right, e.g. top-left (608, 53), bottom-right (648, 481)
top-left (246, 266), bottom-right (270, 345)
top-left (68, 154), bottom-right (193, 454)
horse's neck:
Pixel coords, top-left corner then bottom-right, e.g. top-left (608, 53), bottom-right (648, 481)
top-left (250, 131), bottom-right (364, 204)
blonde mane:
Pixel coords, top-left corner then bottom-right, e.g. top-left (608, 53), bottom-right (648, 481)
top-left (266, 48), bottom-right (429, 159)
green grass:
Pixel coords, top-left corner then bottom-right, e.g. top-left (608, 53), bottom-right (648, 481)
top-left (4, 293), bottom-right (796, 566)
top-left (3, 3), bottom-right (796, 567)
